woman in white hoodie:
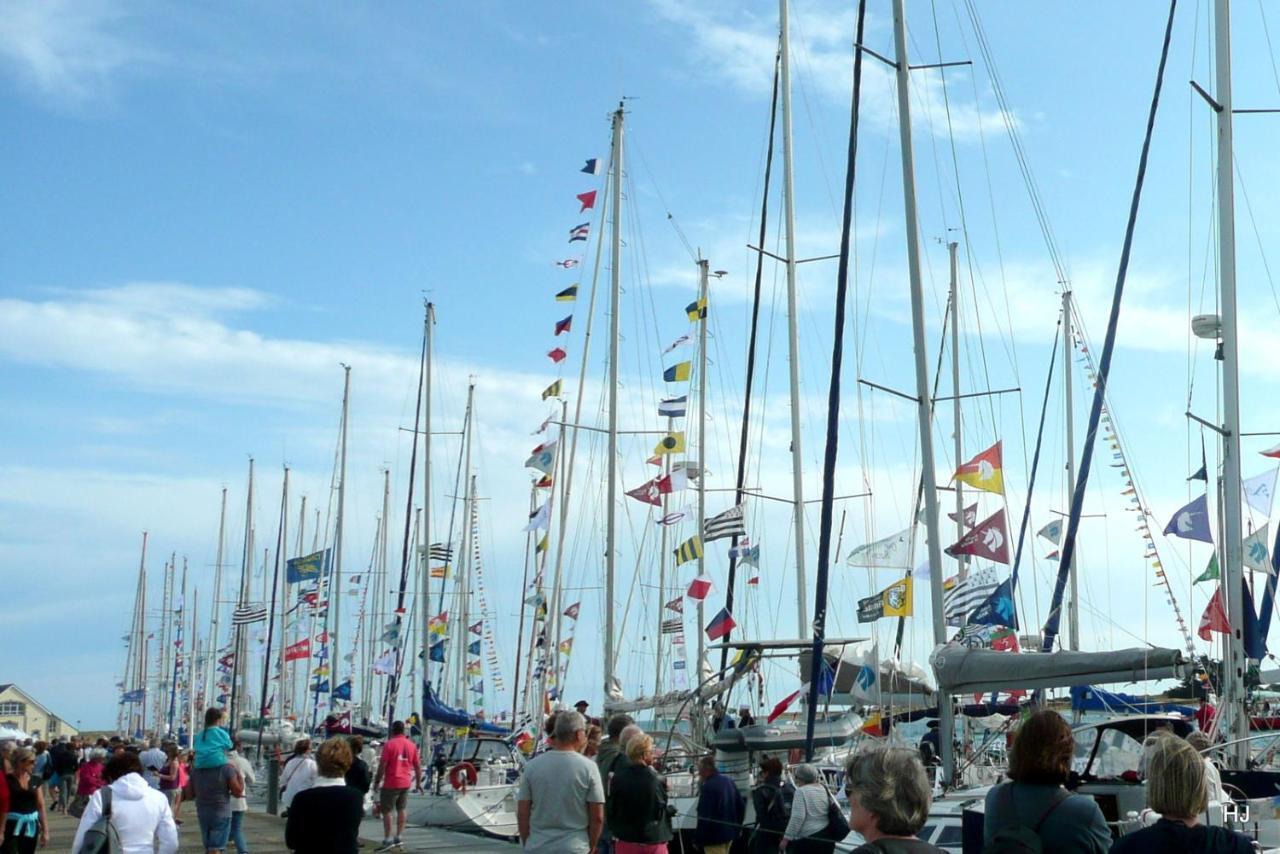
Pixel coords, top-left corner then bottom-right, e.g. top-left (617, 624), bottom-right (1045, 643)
top-left (72, 752), bottom-right (179, 854)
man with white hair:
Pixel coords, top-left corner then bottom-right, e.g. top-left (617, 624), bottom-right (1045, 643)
top-left (517, 710), bottom-right (605, 853)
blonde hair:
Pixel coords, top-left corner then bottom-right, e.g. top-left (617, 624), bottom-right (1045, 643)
top-left (1147, 736), bottom-right (1208, 818)
top-left (625, 733), bottom-right (653, 763)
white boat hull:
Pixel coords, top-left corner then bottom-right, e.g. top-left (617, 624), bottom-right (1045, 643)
top-left (410, 784), bottom-right (519, 838)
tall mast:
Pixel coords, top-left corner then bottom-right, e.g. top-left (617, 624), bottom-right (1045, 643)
top-left (779, 0), bottom-right (808, 635)
top-left (453, 383), bottom-right (476, 706)
top-left (604, 102), bottom-right (623, 697)
top-left (257, 466), bottom-right (289, 753)
top-left (278, 471), bottom-right (290, 719)
top-left (695, 258), bottom-right (710, 698)
top-left (229, 457), bottom-right (254, 730)
top-left (333, 366), bottom-right (351, 706)
top-left (1063, 290), bottom-right (1079, 650)
top-left (950, 243), bottom-right (966, 581)
top-left (1213, 0), bottom-right (1249, 767)
top-left (188, 584), bottom-right (198, 739)
top-left (891, 0), bottom-right (954, 783)
top-left (655, 415), bottom-right (673, 697)
top-left (291, 494), bottom-right (306, 717)
top-left (547, 398), bottom-right (571, 700)
top-left (377, 468), bottom-right (391, 713)
top-left (128, 532), bottom-right (149, 735)
top-left (159, 554), bottom-right (174, 733)
top-left (206, 489), bottom-right (227, 718)
top-left (419, 301), bottom-right (434, 748)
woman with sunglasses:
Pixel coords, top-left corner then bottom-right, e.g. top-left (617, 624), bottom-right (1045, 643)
top-left (3, 747), bottom-right (48, 853)
top-left (842, 747), bottom-right (943, 853)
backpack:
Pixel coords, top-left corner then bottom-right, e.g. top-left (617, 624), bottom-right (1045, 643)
top-left (77, 786), bottom-right (122, 854)
top-left (982, 785), bottom-right (1069, 854)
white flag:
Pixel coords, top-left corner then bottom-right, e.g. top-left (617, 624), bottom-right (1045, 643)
top-left (1037, 519), bottom-right (1063, 545)
top-left (523, 501), bottom-right (551, 532)
top-left (846, 527), bottom-right (913, 568)
top-left (1244, 523), bottom-right (1272, 573)
top-left (1243, 468), bottom-right (1278, 516)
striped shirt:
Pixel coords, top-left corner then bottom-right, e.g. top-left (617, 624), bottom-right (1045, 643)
top-left (784, 783), bottom-right (831, 840)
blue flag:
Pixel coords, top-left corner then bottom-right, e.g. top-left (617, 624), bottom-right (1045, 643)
top-left (429, 640), bottom-right (446, 663)
top-left (1163, 494), bottom-right (1213, 544)
top-left (119, 689), bottom-right (145, 704)
top-left (468, 640), bottom-right (481, 656)
top-left (816, 658), bottom-right (836, 698)
top-left (332, 679), bottom-right (352, 701)
top-left (311, 679), bottom-right (330, 694)
top-left (968, 578), bottom-right (1017, 629)
top-left (287, 549), bottom-right (332, 583)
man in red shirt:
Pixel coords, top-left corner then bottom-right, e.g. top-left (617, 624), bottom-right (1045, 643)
top-left (1194, 697), bottom-right (1217, 735)
top-left (372, 721), bottom-right (421, 851)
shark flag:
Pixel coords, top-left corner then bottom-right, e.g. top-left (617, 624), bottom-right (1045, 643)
top-left (954, 441), bottom-right (1004, 494)
top-left (944, 509), bottom-right (1010, 564)
top-left (1164, 494), bottom-right (1213, 544)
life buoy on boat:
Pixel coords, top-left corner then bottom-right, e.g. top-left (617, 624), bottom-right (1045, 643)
top-left (448, 761), bottom-right (478, 791)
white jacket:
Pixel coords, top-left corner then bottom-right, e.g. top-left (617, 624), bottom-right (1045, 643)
top-left (280, 754), bottom-right (317, 809)
top-left (71, 772), bottom-right (179, 854)
top-left (229, 752), bottom-right (256, 812)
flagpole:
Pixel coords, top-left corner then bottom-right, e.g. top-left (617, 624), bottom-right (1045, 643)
top-left (890, 0), bottom-right (954, 785)
top-left (1063, 290), bottom-right (1079, 651)
top-left (514, 485), bottom-right (536, 729)
top-left (455, 385), bottom-right (475, 706)
top-left (291, 494), bottom-right (305, 720)
top-left (779, 0), bottom-right (809, 637)
top-left (949, 243), bottom-right (966, 583)
top-left (256, 467), bottom-right (288, 758)
top-left (332, 366), bottom-right (350, 720)
top-left (604, 102), bottom-right (624, 699)
top-left (695, 257), bottom-right (710, 727)
top-left (278, 477), bottom-right (289, 722)
top-left (548, 398), bottom-right (571, 703)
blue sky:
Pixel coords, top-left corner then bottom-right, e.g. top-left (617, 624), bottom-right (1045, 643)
top-left (5, 1), bottom-right (1280, 731)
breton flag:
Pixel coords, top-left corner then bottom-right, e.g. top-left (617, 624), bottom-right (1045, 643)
top-left (1163, 494), bottom-right (1213, 543)
top-left (232, 604), bottom-right (267, 625)
top-left (661, 617), bottom-right (683, 634)
top-left (569, 223), bottom-right (590, 242)
top-left (654, 432), bottom-right (686, 455)
top-left (541, 380), bottom-right (562, 400)
top-left (703, 505), bottom-right (746, 542)
top-left (942, 568), bottom-right (1000, 626)
top-left (582, 158), bottom-right (602, 175)
top-left (554, 315), bottom-right (573, 336)
top-left (954, 441), bottom-right (1004, 494)
top-left (686, 298), bottom-right (708, 320)
top-left (705, 607), bottom-right (737, 640)
top-left (576, 190), bottom-right (597, 211)
top-left (658, 395), bottom-right (688, 418)
top-left (674, 535), bottom-right (703, 565)
top-left (945, 509), bottom-right (1011, 564)
top-left (548, 347), bottom-right (567, 364)
top-left (556, 285), bottom-right (578, 302)
top-left (663, 361), bottom-right (692, 382)
top-left (284, 639), bottom-right (311, 662)
top-left (686, 575), bottom-right (713, 600)
top-left (429, 543), bottom-right (454, 562)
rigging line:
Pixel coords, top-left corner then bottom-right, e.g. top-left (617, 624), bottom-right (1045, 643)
top-left (1043, 0), bottom-right (1179, 653)
top-left (1257, 0), bottom-right (1280, 96)
top-left (1231, 154), bottom-right (1280, 318)
top-left (631, 133), bottom-right (697, 265)
top-left (804, 0), bottom-right (867, 762)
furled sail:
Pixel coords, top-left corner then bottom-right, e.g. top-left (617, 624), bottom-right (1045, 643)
top-left (930, 646), bottom-right (1184, 696)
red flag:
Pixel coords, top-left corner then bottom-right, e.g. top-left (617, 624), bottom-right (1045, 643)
top-left (535, 475), bottom-right (553, 488)
top-left (555, 315), bottom-right (573, 336)
top-left (548, 347), bottom-right (567, 364)
top-left (1199, 587), bottom-right (1230, 640)
top-left (954, 440), bottom-right (1004, 494)
top-left (284, 639), bottom-right (311, 662)
top-left (563, 602), bottom-right (580, 619)
top-left (626, 478), bottom-right (662, 506)
top-left (646, 454), bottom-right (663, 467)
top-left (686, 576), bottom-right (712, 601)
top-left (747, 576), bottom-right (759, 586)
top-left (944, 509), bottom-right (1010, 564)
top-left (655, 469), bottom-right (688, 494)
top-left (767, 689), bottom-right (803, 723)
top-left (1264, 442), bottom-right (1280, 459)
top-left (577, 190), bottom-right (597, 212)
top-left (315, 631), bottom-right (328, 644)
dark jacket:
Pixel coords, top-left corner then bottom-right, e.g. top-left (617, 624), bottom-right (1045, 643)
top-left (750, 774), bottom-right (795, 853)
top-left (606, 762), bottom-right (673, 843)
top-left (696, 770), bottom-right (745, 845)
top-left (344, 758), bottom-right (372, 794)
top-left (284, 783), bottom-right (364, 854)
top-left (1109, 818), bottom-right (1254, 854)
top-left (983, 781), bottom-right (1111, 854)
top-left (595, 740), bottom-right (623, 780)
top-left (50, 743), bottom-right (79, 776)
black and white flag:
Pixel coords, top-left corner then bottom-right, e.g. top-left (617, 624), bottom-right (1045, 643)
top-left (703, 505), bottom-right (746, 542)
top-left (232, 604), bottom-right (268, 626)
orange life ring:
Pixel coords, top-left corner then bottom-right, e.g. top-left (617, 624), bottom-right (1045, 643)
top-left (448, 761), bottom-right (478, 791)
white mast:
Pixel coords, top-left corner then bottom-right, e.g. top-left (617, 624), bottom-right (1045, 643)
top-left (206, 489), bottom-right (227, 717)
top-left (604, 103), bottom-right (623, 698)
top-left (1063, 291), bottom-right (1080, 651)
top-left (332, 366), bottom-right (351, 705)
top-left (453, 383), bottom-right (476, 706)
top-left (1213, 0), bottom-right (1249, 768)
top-left (891, 0), bottom-right (955, 783)
top-left (695, 258), bottom-right (710, 695)
top-left (419, 301), bottom-right (434, 748)
top-left (950, 243), bottom-right (966, 581)
top-left (779, 0), bottom-right (808, 635)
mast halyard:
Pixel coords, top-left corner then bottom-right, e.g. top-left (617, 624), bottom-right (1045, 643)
top-left (779, 0), bottom-right (808, 636)
top-left (949, 242), bottom-right (966, 583)
top-left (604, 102), bottom-right (623, 700)
top-left (890, 0), bottom-right (955, 784)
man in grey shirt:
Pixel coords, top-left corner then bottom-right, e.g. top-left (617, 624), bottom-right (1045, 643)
top-left (192, 759), bottom-right (244, 854)
top-left (517, 710), bottom-right (605, 853)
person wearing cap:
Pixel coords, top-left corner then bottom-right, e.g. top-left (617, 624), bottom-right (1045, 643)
top-left (574, 701), bottom-right (600, 729)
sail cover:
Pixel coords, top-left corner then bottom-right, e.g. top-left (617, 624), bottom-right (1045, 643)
top-left (422, 682), bottom-right (508, 735)
top-left (930, 646), bottom-right (1184, 695)
top-left (1069, 684), bottom-right (1194, 716)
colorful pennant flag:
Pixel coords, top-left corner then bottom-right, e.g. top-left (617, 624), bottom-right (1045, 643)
top-left (469, 620), bottom-right (483, 635)
top-left (966, 578), bottom-right (1017, 628)
top-left (576, 190), bottom-right (597, 211)
top-left (658, 395), bottom-right (688, 418)
top-left (954, 441), bottom-right (1004, 494)
top-left (674, 535), bottom-right (703, 565)
top-left (554, 315), bottom-right (573, 336)
top-left (1262, 442), bottom-right (1280, 459)
top-left (729, 542), bottom-right (759, 566)
top-left (1198, 586), bottom-right (1230, 640)
top-left (686, 575), bottom-right (712, 600)
top-left (569, 223), bottom-right (590, 242)
top-left (949, 503), bottom-right (979, 528)
top-left (626, 478), bottom-right (663, 507)
top-left (563, 602), bottom-right (580, 619)
top-left (856, 577), bottom-right (913, 622)
top-left (582, 158), bottom-right (601, 175)
top-left (1037, 519), bottom-right (1063, 545)
top-left (654, 432), bottom-right (686, 455)
top-left (548, 347), bottom-right (567, 364)
top-left (665, 597), bottom-right (684, 614)
top-left (1244, 524), bottom-right (1271, 572)
top-left (535, 534), bottom-right (549, 553)
top-left (663, 362), bottom-right (691, 382)
top-left (1194, 553), bottom-right (1220, 584)
top-left (1163, 494), bottom-right (1213, 543)
top-left (526, 440), bottom-right (558, 475)
top-left (944, 509), bottom-right (1010, 564)
top-left (541, 380), bottom-right (562, 400)
top-left (767, 688), bottom-right (803, 723)
top-left (705, 607), bottom-right (737, 640)
top-left (556, 285), bottom-right (578, 302)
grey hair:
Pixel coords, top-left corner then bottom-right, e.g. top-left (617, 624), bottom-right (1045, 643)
top-left (89, 748), bottom-right (108, 761)
top-left (1185, 731), bottom-right (1213, 753)
top-left (843, 746), bottom-right (932, 837)
top-left (618, 724), bottom-right (644, 749)
top-left (553, 710), bottom-right (587, 743)
top-left (791, 763), bottom-right (821, 785)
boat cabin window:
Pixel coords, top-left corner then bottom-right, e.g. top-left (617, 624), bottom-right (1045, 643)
top-left (440, 739), bottom-right (509, 765)
top-left (1090, 728), bottom-right (1144, 778)
top-left (1073, 727), bottom-right (1098, 774)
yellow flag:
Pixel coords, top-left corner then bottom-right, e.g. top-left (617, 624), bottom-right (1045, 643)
top-left (881, 576), bottom-right (913, 617)
top-left (686, 297), bottom-right (708, 321)
top-left (535, 534), bottom-right (549, 553)
top-left (541, 380), bottom-right (562, 400)
top-left (655, 431), bottom-right (686, 455)
top-left (954, 441), bottom-right (1003, 495)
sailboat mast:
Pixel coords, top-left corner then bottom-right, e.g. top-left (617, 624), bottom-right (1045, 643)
top-left (890, 0), bottom-right (954, 784)
top-left (256, 466), bottom-right (288, 754)
top-left (333, 365), bottom-right (351, 710)
top-left (291, 494), bottom-right (306, 717)
top-left (1063, 290), bottom-right (1079, 650)
top-left (278, 471), bottom-right (290, 719)
top-left (127, 531), bottom-right (148, 735)
top-left (189, 585), bottom-right (198, 739)
top-left (950, 243), bottom-right (966, 581)
top-left (779, 0), bottom-right (808, 635)
top-left (229, 458), bottom-right (254, 731)
top-left (453, 384), bottom-right (476, 706)
top-left (1213, 0), bottom-right (1249, 767)
top-left (695, 258), bottom-right (710, 696)
top-left (656, 416), bottom-right (673, 697)
top-left (206, 489), bottom-right (227, 718)
top-left (604, 103), bottom-right (623, 697)
top-left (420, 301), bottom-right (434, 746)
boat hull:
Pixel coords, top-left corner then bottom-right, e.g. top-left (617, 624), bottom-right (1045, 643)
top-left (410, 784), bottom-right (519, 838)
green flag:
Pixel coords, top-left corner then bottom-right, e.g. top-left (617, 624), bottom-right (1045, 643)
top-left (1194, 553), bottom-right (1220, 584)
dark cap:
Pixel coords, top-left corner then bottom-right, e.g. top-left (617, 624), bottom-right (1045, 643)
top-left (574, 700), bottom-right (589, 708)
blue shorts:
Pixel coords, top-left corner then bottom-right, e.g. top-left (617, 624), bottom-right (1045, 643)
top-left (198, 810), bottom-right (232, 849)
